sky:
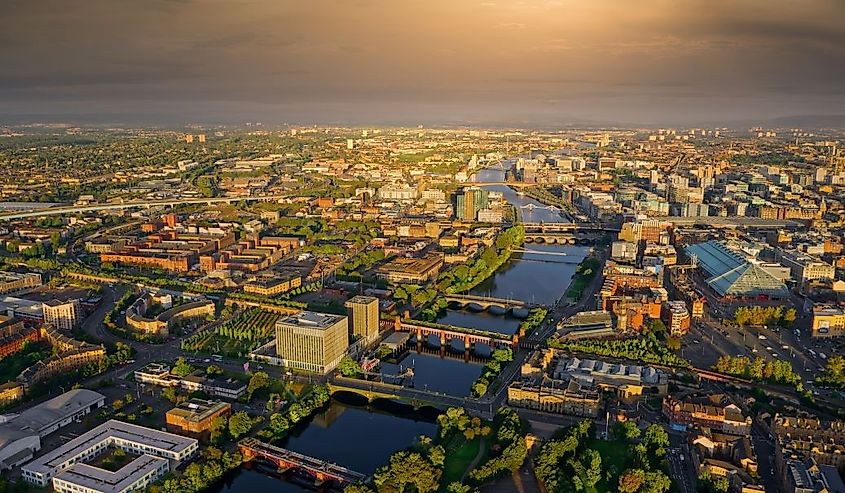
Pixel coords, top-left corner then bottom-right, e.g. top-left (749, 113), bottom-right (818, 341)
top-left (2, 0), bottom-right (845, 126)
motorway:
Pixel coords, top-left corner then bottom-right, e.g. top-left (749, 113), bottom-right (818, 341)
top-left (0, 194), bottom-right (292, 221)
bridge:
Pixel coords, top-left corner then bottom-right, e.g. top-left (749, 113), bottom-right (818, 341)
top-left (239, 438), bottom-right (368, 486)
top-left (470, 181), bottom-right (536, 188)
top-left (381, 318), bottom-right (518, 349)
top-left (523, 232), bottom-right (592, 245)
top-left (442, 293), bottom-right (528, 312)
top-left (521, 222), bottom-right (620, 233)
top-left (0, 195), bottom-right (291, 221)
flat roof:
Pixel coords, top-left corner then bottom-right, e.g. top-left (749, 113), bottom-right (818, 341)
top-left (167, 399), bottom-right (230, 422)
top-left (0, 389), bottom-right (105, 441)
top-left (24, 420), bottom-right (197, 477)
top-left (53, 455), bottom-right (168, 493)
top-left (278, 310), bottom-right (345, 329)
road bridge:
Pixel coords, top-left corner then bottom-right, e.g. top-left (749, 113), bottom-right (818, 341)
top-left (443, 293), bottom-right (527, 310)
top-left (0, 194), bottom-right (290, 221)
top-left (239, 438), bottom-right (368, 486)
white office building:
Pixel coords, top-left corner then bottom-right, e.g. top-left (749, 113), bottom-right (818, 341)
top-left (22, 420), bottom-right (198, 492)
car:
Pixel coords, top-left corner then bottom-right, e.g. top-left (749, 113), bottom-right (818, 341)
top-left (782, 345), bottom-right (789, 350)
top-left (758, 335), bottom-right (767, 340)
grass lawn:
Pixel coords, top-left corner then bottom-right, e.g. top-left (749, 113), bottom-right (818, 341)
top-left (440, 437), bottom-right (483, 488)
top-left (586, 438), bottom-right (630, 493)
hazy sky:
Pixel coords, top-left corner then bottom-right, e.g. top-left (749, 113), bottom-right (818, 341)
top-left (3, 0), bottom-right (845, 125)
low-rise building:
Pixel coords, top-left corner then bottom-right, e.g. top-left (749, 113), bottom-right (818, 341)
top-left (810, 305), bottom-right (845, 338)
top-left (242, 272), bottom-right (302, 296)
top-left (22, 419), bottom-right (198, 491)
top-left (0, 272), bottom-right (42, 295)
top-left (133, 363), bottom-right (247, 400)
top-left (165, 399), bottom-right (231, 441)
top-left (0, 389), bottom-right (105, 470)
top-left (376, 253), bottom-right (444, 283)
top-left (663, 394), bottom-right (751, 435)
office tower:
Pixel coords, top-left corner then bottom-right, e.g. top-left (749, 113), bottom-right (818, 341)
top-left (345, 295), bottom-right (379, 341)
top-left (184, 134), bottom-right (194, 143)
top-left (454, 187), bottom-right (489, 221)
top-left (275, 311), bottom-right (349, 374)
top-left (197, 134), bottom-right (206, 143)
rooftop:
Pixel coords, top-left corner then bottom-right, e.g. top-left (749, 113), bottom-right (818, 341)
top-left (167, 399), bottom-right (230, 423)
top-left (24, 420), bottom-right (197, 477)
top-left (278, 310), bottom-right (345, 329)
top-left (0, 389), bottom-right (105, 444)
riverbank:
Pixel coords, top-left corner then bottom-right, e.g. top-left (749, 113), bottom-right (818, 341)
top-left (564, 257), bottom-right (600, 300)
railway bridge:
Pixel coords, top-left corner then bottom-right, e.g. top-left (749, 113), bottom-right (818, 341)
top-left (381, 318), bottom-right (518, 350)
top-left (239, 438), bottom-right (368, 486)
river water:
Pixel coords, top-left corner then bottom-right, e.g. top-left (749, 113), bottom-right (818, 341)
top-left (436, 161), bottom-right (589, 332)
top-left (210, 400), bottom-right (438, 492)
top-left (212, 160), bottom-right (589, 493)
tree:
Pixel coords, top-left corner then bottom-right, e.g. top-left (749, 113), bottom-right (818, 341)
top-left (338, 356), bottom-right (362, 377)
top-left (210, 415), bottom-right (228, 443)
top-left (428, 445), bottom-right (445, 467)
top-left (640, 471), bottom-right (671, 493)
top-left (172, 357), bottom-right (195, 377)
top-left (618, 468), bottom-right (646, 493)
top-left (228, 411), bottom-right (254, 439)
top-left (446, 483), bottom-right (474, 493)
top-left (344, 486), bottom-right (375, 493)
top-left (613, 420), bottom-right (641, 442)
top-left (246, 371), bottom-right (270, 400)
top-left (206, 365), bottom-right (223, 376)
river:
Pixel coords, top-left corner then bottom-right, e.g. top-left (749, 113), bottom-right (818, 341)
top-left (436, 160), bottom-right (589, 332)
top-left (212, 160), bottom-right (588, 492)
top-left (210, 400), bottom-right (438, 492)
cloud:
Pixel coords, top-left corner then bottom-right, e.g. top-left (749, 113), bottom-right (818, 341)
top-left (0, 0), bottom-right (843, 124)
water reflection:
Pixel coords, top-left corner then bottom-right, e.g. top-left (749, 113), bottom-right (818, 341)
top-left (381, 351), bottom-right (484, 397)
top-left (209, 400), bottom-right (438, 493)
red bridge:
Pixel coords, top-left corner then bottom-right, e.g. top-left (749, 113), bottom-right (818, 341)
top-left (381, 318), bottom-right (518, 349)
top-left (239, 438), bottom-right (368, 486)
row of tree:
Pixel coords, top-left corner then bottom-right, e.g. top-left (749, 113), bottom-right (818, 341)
top-left (550, 333), bottom-right (689, 368)
top-left (471, 348), bottom-right (513, 397)
top-left (261, 385), bottom-right (330, 441)
top-left (817, 355), bottom-right (845, 388)
top-left (731, 305), bottom-right (796, 327)
top-left (712, 355), bottom-right (802, 387)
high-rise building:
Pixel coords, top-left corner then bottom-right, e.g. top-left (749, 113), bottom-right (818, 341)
top-left (454, 187), bottom-right (489, 221)
top-left (197, 134), bottom-right (206, 143)
top-left (345, 296), bottom-right (379, 341)
top-left (184, 134), bottom-right (194, 143)
top-left (275, 311), bottom-right (349, 374)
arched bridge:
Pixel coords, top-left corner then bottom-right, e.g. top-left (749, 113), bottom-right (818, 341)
top-left (382, 318), bottom-right (518, 350)
top-left (239, 438), bottom-right (368, 486)
top-left (522, 222), bottom-right (620, 233)
top-left (442, 293), bottom-right (529, 312)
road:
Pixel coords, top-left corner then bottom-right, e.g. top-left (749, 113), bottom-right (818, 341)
top-left (0, 194), bottom-right (293, 221)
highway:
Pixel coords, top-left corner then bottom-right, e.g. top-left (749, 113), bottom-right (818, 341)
top-left (0, 194), bottom-right (291, 221)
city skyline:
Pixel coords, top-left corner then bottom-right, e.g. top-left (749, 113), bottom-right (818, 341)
top-left (3, 0), bottom-right (845, 126)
